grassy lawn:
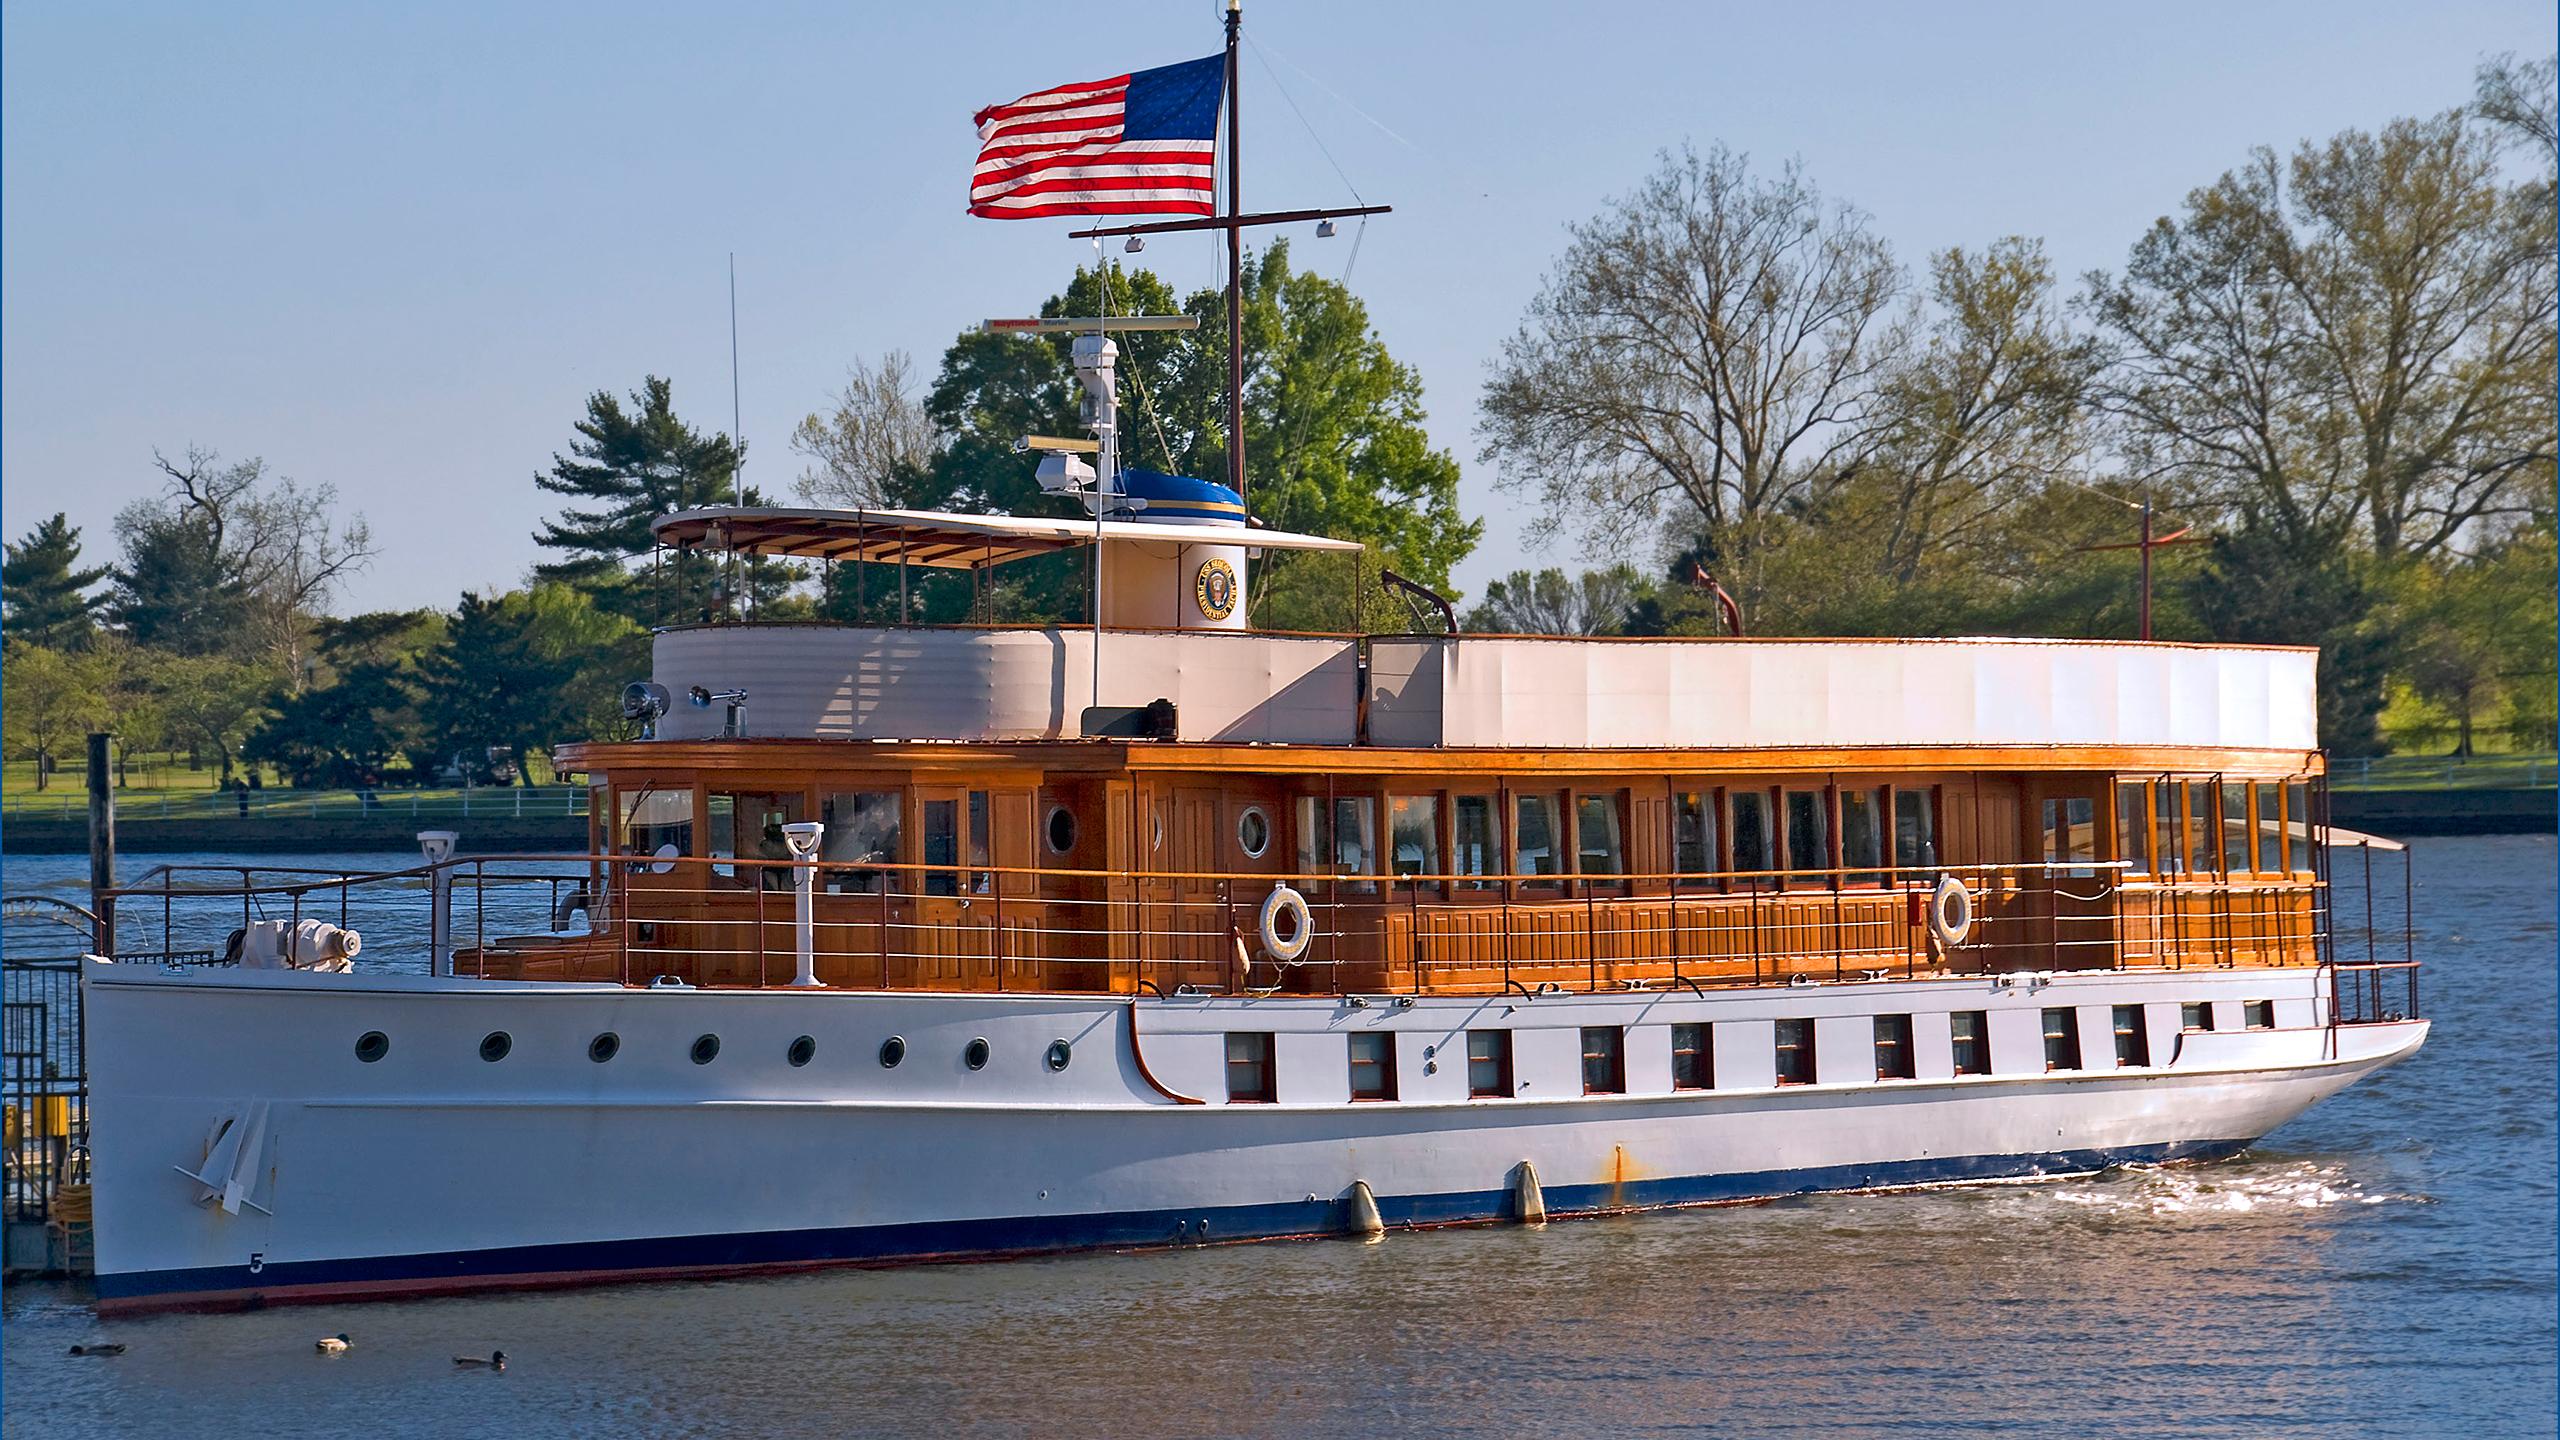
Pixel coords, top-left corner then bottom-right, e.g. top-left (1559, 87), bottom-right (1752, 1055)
top-left (1, 754), bottom-right (583, 819)
top-left (2326, 752), bottom-right (2555, 790)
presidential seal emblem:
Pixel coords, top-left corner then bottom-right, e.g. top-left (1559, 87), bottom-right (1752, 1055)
top-left (1193, 557), bottom-right (1238, 621)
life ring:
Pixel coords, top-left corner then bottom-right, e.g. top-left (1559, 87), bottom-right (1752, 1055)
top-left (1258, 885), bottom-right (1313, 963)
top-left (1927, 875), bottom-right (1975, 948)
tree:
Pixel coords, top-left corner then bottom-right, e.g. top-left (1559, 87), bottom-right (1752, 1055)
top-left (1463, 565), bottom-right (1653, 635)
top-left (108, 448), bottom-right (374, 671)
top-left (0, 645), bottom-right (97, 790)
top-left (1480, 144), bottom-right (1904, 606)
top-left (153, 653), bottom-right (279, 785)
top-left (420, 586), bottom-right (643, 785)
top-left (243, 610), bottom-right (446, 785)
top-left (1, 513), bottom-right (108, 651)
top-left (792, 352), bottom-right (942, 509)
top-left (2476, 52), bottom-right (2558, 164)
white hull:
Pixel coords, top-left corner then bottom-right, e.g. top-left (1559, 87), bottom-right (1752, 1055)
top-left (83, 960), bottom-right (2424, 1311)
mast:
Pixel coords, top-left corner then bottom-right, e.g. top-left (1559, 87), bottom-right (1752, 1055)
top-left (1224, 0), bottom-right (1244, 515)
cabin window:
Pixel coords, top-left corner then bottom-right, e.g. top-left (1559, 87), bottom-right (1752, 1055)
top-left (617, 787), bottom-right (694, 866)
top-left (1236, 805), bottom-right (1271, 859)
top-left (1297, 796), bottom-right (1378, 891)
top-left (2115, 783), bottom-right (2151, 875)
top-left (1044, 803), bottom-right (1078, 856)
top-left (2284, 782), bottom-right (2313, 871)
top-left (1575, 791), bottom-right (1626, 879)
top-left (1841, 787), bottom-right (1887, 885)
top-left (2245, 1000), bottom-right (2276, 1029)
top-left (1514, 792), bottom-right (1566, 881)
top-left (823, 789), bottom-right (903, 893)
top-left (1580, 1026), bottom-right (1625, 1094)
top-left (921, 798), bottom-right (960, 896)
top-left (1389, 794), bottom-right (1442, 884)
top-left (2255, 784), bottom-right (2282, 875)
top-left (1671, 1023), bottom-right (1713, 1090)
top-left (2183, 780), bottom-right (2218, 875)
top-left (1348, 1032), bottom-right (1396, 1101)
top-left (2112, 1005), bottom-right (2150, 1067)
top-left (1467, 1030), bottom-right (1513, 1098)
top-left (1731, 789), bottom-right (1777, 883)
top-left (1874, 1015), bottom-right (1916, 1080)
top-left (967, 790), bottom-right (992, 894)
top-left (2220, 783), bottom-right (2254, 875)
top-left (2043, 796), bottom-right (2097, 878)
top-left (1453, 794), bottom-right (1500, 890)
top-left (1225, 1033), bottom-right (1276, 1103)
top-left (2042, 1008), bottom-right (2081, 1070)
top-left (1783, 789), bottom-right (1830, 884)
top-left (1893, 788), bottom-right (1938, 879)
top-left (2152, 782), bottom-right (2185, 874)
top-left (1949, 1011), bottom-right (1989, 1075)
top-left (1672, 790), bottom-right (1720, 886)
top-left (2182, 1002), bottom-right (2214, 1032)
top-left (713, 791), bottom-right (807, 891)
top-left (1773, 1018), bottom-right (1816, 1085)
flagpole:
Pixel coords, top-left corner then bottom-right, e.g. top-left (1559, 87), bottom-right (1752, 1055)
top-left (1224, 0), bottom-right (1244, 517)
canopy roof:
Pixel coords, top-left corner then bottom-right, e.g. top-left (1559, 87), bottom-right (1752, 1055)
top-left (651, 506), bottom-right (1364, 570)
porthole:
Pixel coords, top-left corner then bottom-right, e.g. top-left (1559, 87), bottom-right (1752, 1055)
top-left (1045, 805), bottom-right (1078, 855)
top-left (1237, 806), bottom-right (1271, 859)
top-left (879, 1035), bottom-right (907, 1068)
top-left (964, 1037), bottom-right (991, 1071)
top-left (479, 1031), bottom-right (512, 1063)
top-left (690, 1033), bottom-right (721, 1066)
top-left (354, 1031), bottom-right (389, 1063)
top-left (588, 1032), bottom-right (620, 1064)
top-left (787, 1035), bottom-right (817, 1068)
top-left (1046, 1039), bottom-right (1073, 1072)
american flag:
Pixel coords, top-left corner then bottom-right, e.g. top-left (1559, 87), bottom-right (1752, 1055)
top-left (970, 53), bottom-right (1225, 219)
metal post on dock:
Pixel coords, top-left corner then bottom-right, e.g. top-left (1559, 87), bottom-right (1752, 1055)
top-left (420, 831), bottom-right (459, 976)
top-left (782, 823), bottom-right (825, 987)
top-left (86, 733), bottom-right (115, 956)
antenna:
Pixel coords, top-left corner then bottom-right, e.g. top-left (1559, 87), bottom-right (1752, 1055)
top-left (728, 252), bottom-right (743, 477)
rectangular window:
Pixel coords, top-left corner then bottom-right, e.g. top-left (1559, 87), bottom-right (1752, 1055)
top-left (2256, 783), bottom-right (2283, 875)
top-left (1579, 1026), bottom-right (1625, 1094)
top-left (1453, 794), bottom-right (1499, 890)
top-left (2284, 782), bottom-right (2313, 871)
top-left (1673, 789), bottom-right (1720, 883)
top-left (1773, 1018), bottom-right (1816, 1085)
top-left (619, 787), bottom-right (695, 861)
top-left (1514, 792), bottom-right (1565, 880)
top-left (1348, 1031), bottom-right (1396, 1101)
top-left (1465, 1029), bottom-right (1513, 1098)
top-left (820, 789), bottom-right (903, 894)
top-left (1225, 1033), bottom-right (1275, 1103)
top-left (2042, 1008), bottom-right (2081, 1071)
top-left (1873, 1014), bottom-right (1916, 1080)
top-left (2115, 783), bottom-right (2151, 875)
top-left (2221, 782), bottom-right (2254, 875)
top-left (2184, 781), bottom-right (2218, 875)
top-left (1949, 1011), bottom-right (1990, 1075)
top-left (921, 797), bottom-right (960, 896)
top-left (2043, 796), bottom-right (2097, 878)
top-left (713, 790), bottom-right (808, 890)
top-left (1575, 792), bottom-right (1626, 878)
top-left (1388, 794), bottom-right (1442, 883)
top-left (1841, 787), bottom-right (1887, 885)
top-left (2112, 1005), bottom-right (2149, 1067)
top-left (1298, 796), bottom-right (1378, 891)
top-left (2244, 1000), bottom-right (2276, 1029)
top-left (1671, 1023), bottom-right (1712, 1090)
top-left (1731, 789), bottom-right (1777, 882)
top-left (1893, 787), bottom-right (1939, 879)
top-left (967, 789), bottom-right (992, 894)
top-left (2153, 782), bottom-right (2185, 873)
top-left (2181, 1002), bottom-right (2214, 1032)
top-left (1783, 789), bottom-right (1830, 883)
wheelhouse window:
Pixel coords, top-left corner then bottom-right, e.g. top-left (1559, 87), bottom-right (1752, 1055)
top-left (1466, 1030), bottom-right (1513, 1098)
top-left (2221, 783), bottom-right (2254, 874)
top-left (1841, 787), bottom-right (1887, 886)
top-left (1453, 794), bottom-right (1499, 890)
top-left (2255, 783), bottom-right (2283, 875)
top-left (2112, 1005), bottom-right (2150, 1067)
top-left (1731, 789), bottom-right (1777, 885)
top-left (1783, 789), bottom-right (1830, 884)
top-left (1773, 1018), bottom-right (1816, 1085)
top-left (1949, 1011), bottom-right (1989, 1075)
top-left (2183, 780), bottom-right (2218, 876)
top-left (1297, 796), bottom-right (1378, 892)
top-left (2043, 796), bottom-right (2097, 878)
top-left (2244, 1000), bottom-right (2276, 1029)
top-left (1894, 788), bottom-right (1938, 879)
top-left (966, 789), bottom-right (992, 895)
top-left (2042, 1008), bottom-right (2081, 1071)
top-left (1225, 1033), bottom-right (1276, 1103)
top-left (2284, 782), bottom-right (2314, 871)
top-left (1579, 1026), bottom-right (1625, 1094)
top-left (1673, 790), bottom-right (1721, 887)
top-left (820, 789), bottom-right (902, 893)
top-left (714, 791), bottom-right (806, 891)
top-left (1514, 792), bottom-right (1566, 882)
top-left (1347, 1032), bottom-right (1396, 1101)
top-left (618, 787), bottom-right (694, 864)
top-left (2115, 783), bottom-right (2151, 875)
top-left (1671, 1023), bottom-right (1712, 1090)
top-left (921, 797), bottom-right (960, 896)
top-left (1871, 1015), bottom-right (1915, 1080)
top-left (1388, 794), bottom-right (1442, 885)
top-left (2153, 782), bottom-right (2185, 873)
top-left (1575, 791), bottom-right (1626, 881)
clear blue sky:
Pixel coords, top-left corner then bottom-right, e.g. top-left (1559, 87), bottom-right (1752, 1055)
top-left (5, 0), bottom-right (2551, 615)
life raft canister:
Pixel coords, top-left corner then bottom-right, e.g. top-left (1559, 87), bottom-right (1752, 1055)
top-left (1258, 884), bottom-right (1313, 963)
top-left (1927, 875), bottom-right (1975, 948)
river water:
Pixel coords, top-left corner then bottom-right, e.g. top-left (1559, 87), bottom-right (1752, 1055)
top-left (1, 836), bottom-right (2551, 1438)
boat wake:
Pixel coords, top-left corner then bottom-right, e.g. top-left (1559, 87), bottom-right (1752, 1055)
top-left (2036, 1157), bottom-right (2430, 1218)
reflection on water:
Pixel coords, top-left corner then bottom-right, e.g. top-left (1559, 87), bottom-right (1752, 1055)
top-left (2, 837), bottom-right (2552, 1439)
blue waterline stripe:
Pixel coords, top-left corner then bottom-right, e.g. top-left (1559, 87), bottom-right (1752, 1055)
top-left (97, 1139), bottom-right (2248, 1303)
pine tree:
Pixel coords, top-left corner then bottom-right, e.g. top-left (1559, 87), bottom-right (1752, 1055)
top-left (1, 513), bottom-right (108, 650)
